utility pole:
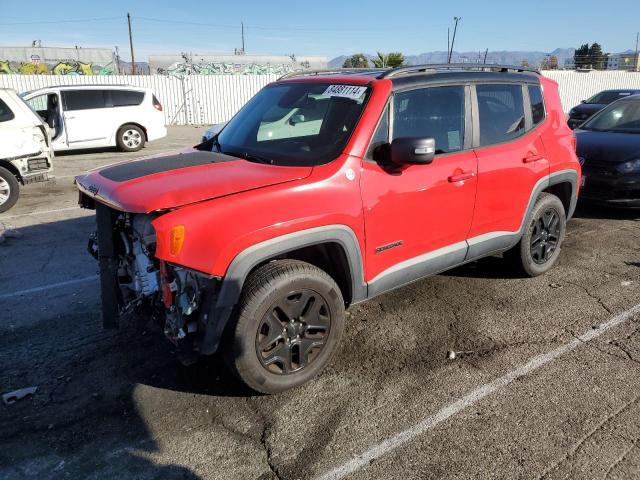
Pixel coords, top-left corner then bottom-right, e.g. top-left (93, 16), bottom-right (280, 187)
top-left (635, 32), bottom-right (639, 72)
top-left (127, 13), bottom-right (136, 75)
top-left (115, 46), bottom-right (121, 74)
top-left (483, 48), bottom-right (488, 64)
top-left (448, 17), bottom-right (461, 64)
top-left (241, 22), bottom-right (245, 54)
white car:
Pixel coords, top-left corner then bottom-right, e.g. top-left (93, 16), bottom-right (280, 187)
top-left (0, 88), bottom-right (53, 213)
top-left (22, 85), bottom-right (167, 153)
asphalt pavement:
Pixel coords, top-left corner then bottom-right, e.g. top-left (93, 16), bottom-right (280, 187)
top-left (1, 126), bottom-right (639, 480)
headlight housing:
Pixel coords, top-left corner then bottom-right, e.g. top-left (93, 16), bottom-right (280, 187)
top-left (618, 159), bottom-right (640, 174)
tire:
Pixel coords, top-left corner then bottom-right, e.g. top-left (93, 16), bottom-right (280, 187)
top-left (0, 166), bottom-right (19, 214)
top-left (505, 192), bottom-right (566, 277)
top-left (116, 124), bottom-right (145, 152)
top-left (223, 259), bottom-right (345, 394)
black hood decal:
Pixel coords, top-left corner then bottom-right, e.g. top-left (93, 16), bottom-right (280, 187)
top-left (99, 151), bottom-right (236, 182)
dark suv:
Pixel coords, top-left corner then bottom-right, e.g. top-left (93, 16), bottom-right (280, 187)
top-left (76, 64), bottom-right (581, 393)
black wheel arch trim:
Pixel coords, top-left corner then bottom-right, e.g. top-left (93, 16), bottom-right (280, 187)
top-left (198, 225), bottom-right (366, 355)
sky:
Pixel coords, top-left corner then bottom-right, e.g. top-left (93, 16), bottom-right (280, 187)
top-left (1, 0), bottom-right (639, 61)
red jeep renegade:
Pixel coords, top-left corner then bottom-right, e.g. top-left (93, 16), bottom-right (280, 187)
top-left (76, 64), bottom-right (581, 393)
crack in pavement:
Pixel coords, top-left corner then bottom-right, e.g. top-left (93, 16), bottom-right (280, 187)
top-left (245, 397), bottom-right (282, 480)
top-left (603, 438), bottom-right (639, 479)
top-left (537, 395), bottom-right (640, 479)
top-left (260, 419), bottom-right (282, 480)
top-left (564, 280), bottom-right (613, 315)
top-left (608, 340), bottom-right (640, 366)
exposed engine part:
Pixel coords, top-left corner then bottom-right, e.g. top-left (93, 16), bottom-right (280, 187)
top-left (130, 215), bottom-right (159, 297)
top-left (162, 266), bottom-right (203, 341)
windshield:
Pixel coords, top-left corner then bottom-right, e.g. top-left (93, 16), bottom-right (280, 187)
top-left (585, 91), bottom-right (636, 105)
top-left (215, 82), bottom-right (370, 166)
top-left (581, 100), bottom-right (640, 134)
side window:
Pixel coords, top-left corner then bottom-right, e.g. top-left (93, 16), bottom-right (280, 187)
top-left (63, 90), bottom-right (107, 111)
top-left (476, 84), bottom-right (525, 146)
top-left (111, 90), bottom-right (144, 107)
top-left (365, 104), bottom-right (389, 160)
top-left (393, 86), bottom-right (465, 154)
top-left (26, 94), bottom-right (48, 112)
top-left (0, 99), bottom-right (14, 122)
top-left (528, 85), bottom-right (545, 126)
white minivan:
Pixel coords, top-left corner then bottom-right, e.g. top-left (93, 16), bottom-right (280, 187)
top-left (22, 85), bottom-right (167, 152)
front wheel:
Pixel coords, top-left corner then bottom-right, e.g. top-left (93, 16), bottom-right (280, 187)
top-left (223, 260), bottom-right (345, 394)
top-left (0, 166), bottom-right (20, 214)
top-left (505, 193), bottom-right (566, 277)
top-left (116, 124), bottom-right (145, 152)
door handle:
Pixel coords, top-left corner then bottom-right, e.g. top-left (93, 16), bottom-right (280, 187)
top-left (65, 115), bottom-right (75, 120)
top-left (523, 153), bottom-right (544, 163)
top-left (448, 171), bottom-right (475, 182)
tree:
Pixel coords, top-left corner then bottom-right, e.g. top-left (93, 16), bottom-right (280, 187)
top-left (342, 54), bottom-right (369, 68)
top-left (372, 52), bottom-right (405, 68)
top-left (549, 55), bottom-right (558, 70)
top-left (574, 43), bottom-right (590, 69)
top-left (588, 43), bottom-right (605, 70)
top-left (521, 60), bottom-right (530, 68)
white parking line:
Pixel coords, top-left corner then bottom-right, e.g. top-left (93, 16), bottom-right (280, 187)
top-left (0, 275), bottom-right (98, 301)
top-left (0, 206), bottom-right (88, 221)
top-left (316, 303), bottom-right (640, 480)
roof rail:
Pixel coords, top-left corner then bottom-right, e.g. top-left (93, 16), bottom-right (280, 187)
top-left (378, 63), bottom-right (540, 78)
top-left (279, 68), bottom-right (385, 80)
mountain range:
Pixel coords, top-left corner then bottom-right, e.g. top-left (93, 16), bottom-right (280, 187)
top-left (329, 48), bottom-right (578, 68)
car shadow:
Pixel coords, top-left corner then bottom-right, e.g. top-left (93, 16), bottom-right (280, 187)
top-left (442, 255), bottom-right (522, 280)
top-left (0, 215), bottom-right (258, 479)
top-left (55, 146), bottom-right (120, 156)
top-left (573, 201), bottom-right (640, 220)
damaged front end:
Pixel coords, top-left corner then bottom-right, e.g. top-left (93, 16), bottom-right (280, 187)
top-left (90, 203), bottom-right (219, 358)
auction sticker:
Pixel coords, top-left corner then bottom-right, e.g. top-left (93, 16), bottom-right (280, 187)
top-left (323, 85), bottom-right (367, 99)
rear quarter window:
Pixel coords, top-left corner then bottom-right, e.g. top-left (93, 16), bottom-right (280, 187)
top-left (0, 98), bottom-right (14, 122)
top-left (111, 90), bottom-right (145, 107)
top-left (528, 85), bottom-right (546, 126)
top-left (63, 90), bottom-right (107, 111)
top-left (476, 84), bottom-right (526, 146)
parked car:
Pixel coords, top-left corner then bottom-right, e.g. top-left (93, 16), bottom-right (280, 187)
top-left (21, 85), bottom-right (167, 153)
top-left (0, 88), bottom-right (53, 213)
top-left (201, 122), bottom-right (227, 143)
top-left (75, 64), bottom-right (580, 393)
top-left (575, 94), bottom-right (640, 207)
top-left (567, 89), bottom-right (640, 129)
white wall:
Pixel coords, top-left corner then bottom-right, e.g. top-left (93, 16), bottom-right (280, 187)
top-left (0, 74), bottom-right (277, 125)
top-left (1, 71), bottom-right (640, 126)
top-left (542, 70), bottom-right (640, 111)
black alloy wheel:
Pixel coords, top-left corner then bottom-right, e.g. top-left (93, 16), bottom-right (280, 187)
top-left (224, 259), bottom-right (345, 394)
top-left (256, 288), bottom-right (331, 374)
top-left (530, 207), bottom-right (561, 264)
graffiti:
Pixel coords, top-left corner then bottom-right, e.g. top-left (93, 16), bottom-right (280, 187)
top-left (0, 59), bottom-right (114, 75)
top-left (158, 62), bottom-right (305, 78)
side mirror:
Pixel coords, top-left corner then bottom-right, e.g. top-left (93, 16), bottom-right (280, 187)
top-left (581, 100), bottom-right (587, 104)
top-left (390, 137), bottom-right (436, 165)
top-left (289, 114), bottom-right (305, 125)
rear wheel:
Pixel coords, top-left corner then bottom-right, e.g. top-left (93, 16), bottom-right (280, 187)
top-left (223, 260), bottom-right (345, 394)
top-left (0, 166), bottom-right (19, 213)
top-left (506, 193), bottom-right (566, 277)
top-left (116, 124), bottom-right (145, 152)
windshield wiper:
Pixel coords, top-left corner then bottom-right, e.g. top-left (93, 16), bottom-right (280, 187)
top-left (223, 150), bottom-right (274, 165)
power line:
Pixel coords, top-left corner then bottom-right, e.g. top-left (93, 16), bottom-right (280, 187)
top-left (0, 16), bottom-right (122, 26)
top-left (134, 16), bottom-right (416, 32)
